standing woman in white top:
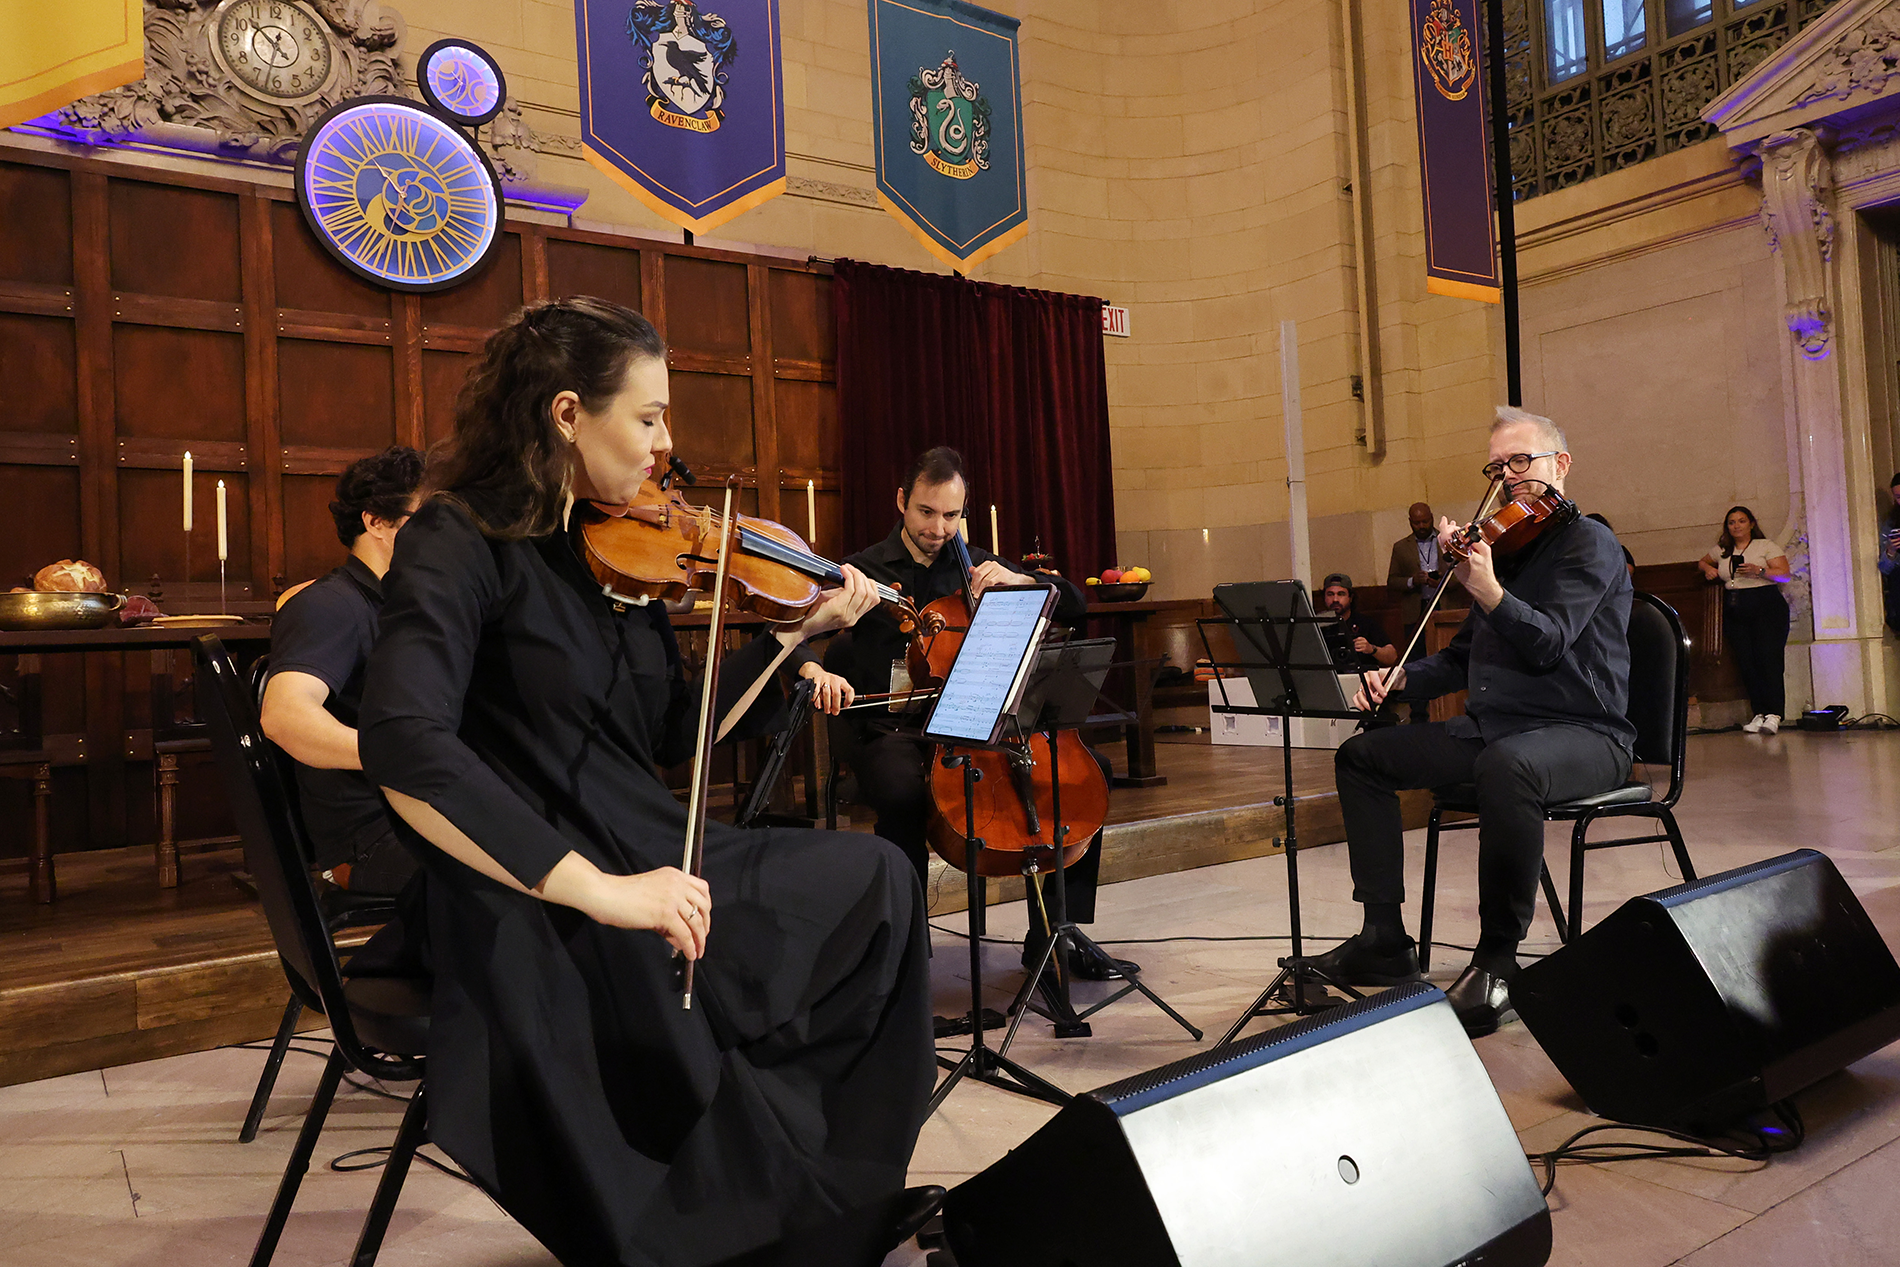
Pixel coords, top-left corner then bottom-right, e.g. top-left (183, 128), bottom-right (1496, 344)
top-left (1698, 506), bottom-right (1793, 734)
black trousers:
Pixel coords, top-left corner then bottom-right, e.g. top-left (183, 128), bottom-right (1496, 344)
top-left (1334, 721), bottom-right (1629, 954)
top-left (1725, 586), bottom-right (1789, 718)
top-left (837, 722), bottom-right (1103, 927)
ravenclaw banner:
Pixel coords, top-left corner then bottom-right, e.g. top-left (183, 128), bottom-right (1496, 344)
top-left (1409, 0), bottom-right (1500, 303)
top-left (868, 0), bottom-right (1026, 271)
top-left (575, 0), bottom-right (785, 234)
top-left (0, 0), bottom-right (144, 129)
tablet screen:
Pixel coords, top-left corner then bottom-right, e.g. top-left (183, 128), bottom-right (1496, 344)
top-left (922, 586), bottom-right (1055, 745)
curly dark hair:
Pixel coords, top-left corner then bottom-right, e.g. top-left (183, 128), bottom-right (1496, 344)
top-left (1717, 505), bottom-right (1765, 555)
top-left (330, 446), bottom-right (424, 545)
top-left (427, 297), bottom-right (667, 540)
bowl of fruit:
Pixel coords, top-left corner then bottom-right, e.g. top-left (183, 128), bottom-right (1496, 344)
top-left (1085, 566), bottom-right (1151, 602)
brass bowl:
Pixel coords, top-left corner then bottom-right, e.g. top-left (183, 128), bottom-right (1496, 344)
top-left (0, 591), bottom-right (127, 631)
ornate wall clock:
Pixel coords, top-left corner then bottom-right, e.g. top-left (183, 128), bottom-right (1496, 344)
top-left (417, 39), bottom-right (507, 127)
top-left (208, 0), bottom-right (341, 107)
top-left (295, 97), bottom-right (504, 292)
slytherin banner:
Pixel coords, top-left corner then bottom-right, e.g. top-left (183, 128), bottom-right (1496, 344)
top-left (574, 0), bottom-right (785, 234)
top-left (868, 0), bottom-right (1026, 271)
top-left (1410, 0), bottom-right (1501, 303)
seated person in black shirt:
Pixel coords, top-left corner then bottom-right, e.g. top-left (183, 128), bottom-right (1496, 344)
top-left (1317, 572), bottom-right (1396, 672)
top-left (1314, 408), bottom-right (1634, 1037)
top-left (796, 446), bottom-right (1137, 981)
top-left (260, 447), bottom-right (424, 896)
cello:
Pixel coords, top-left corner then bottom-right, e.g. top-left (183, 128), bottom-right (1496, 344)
top-left (907, 528), bottom-right (1109, 879)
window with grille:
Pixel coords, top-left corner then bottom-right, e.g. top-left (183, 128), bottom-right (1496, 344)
top-left (1497, 0), bottom-right (1837, 201)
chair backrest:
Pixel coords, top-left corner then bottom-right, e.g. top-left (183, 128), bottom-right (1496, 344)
top-left (192, 634), bottom-right (419, 1078)
top-left (1626, 592), bottom-right (1690, 805)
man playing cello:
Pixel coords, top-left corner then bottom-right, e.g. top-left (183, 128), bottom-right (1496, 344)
top-left (1313, 407), bottom-right (1634, 1036)
top-left (794, 446), bottom-right (1138, 983)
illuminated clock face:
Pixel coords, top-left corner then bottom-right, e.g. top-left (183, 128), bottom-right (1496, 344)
top-left (296, 98), bottom-right (504, 292)
top-left (211, 0), bottom-right (337, 106)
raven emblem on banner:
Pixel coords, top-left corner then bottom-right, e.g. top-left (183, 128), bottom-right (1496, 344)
top-left (908, 52), bottom-right (991, 180)
top-left (1419, 0), bottom-right (1477, 101)
top-left (629, 0), bottom-right (738, 131)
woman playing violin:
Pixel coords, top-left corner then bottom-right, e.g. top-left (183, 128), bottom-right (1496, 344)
top-left (357, 298), bottom-right (936, 1267)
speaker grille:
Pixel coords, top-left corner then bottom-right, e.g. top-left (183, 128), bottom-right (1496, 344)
top-left (1646, 847), bottom-right (1817, 905)
top-left (1093, 980), bottom-right (1442, 1112)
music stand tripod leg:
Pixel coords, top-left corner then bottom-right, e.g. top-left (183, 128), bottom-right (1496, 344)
top-left (927, 749), bottom-right (1070, 1116)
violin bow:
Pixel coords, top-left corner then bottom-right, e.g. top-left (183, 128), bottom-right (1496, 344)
top-left (678, 476), bottom-right (741, 1010)
top-left (1388, 475), bottom-right (1508, 673)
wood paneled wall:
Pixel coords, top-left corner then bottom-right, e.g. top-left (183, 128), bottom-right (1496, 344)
top-left (0, 148), bottom-right (842, 857)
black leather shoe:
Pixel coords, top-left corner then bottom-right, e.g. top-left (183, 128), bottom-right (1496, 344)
top-left (1071, 940), bottom-right (1140, 981)
top-left (1446, 964), bottom-right (1517, 1037)
top-left (1306, 933), bottom-right (1422, 986)
top-left (1023, 936), bottom-right (1140, 981)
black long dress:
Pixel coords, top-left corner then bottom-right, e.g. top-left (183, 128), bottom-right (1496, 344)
top-left (356, 498), bottom-right (934, 1267)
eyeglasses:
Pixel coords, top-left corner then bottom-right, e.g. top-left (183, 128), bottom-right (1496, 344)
top-left (1481, 451), bottom-right (1558, 480)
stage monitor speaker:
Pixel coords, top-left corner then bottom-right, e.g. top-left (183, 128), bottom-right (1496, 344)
top-left (1514, 848), bottom-right (1900, 1132)
top-left (942, 981), bottom-right (1550, 1267)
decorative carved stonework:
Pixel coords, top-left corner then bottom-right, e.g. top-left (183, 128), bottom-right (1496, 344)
top-left (1795, 9), bottom-right (1900, 105)
top-left (15, 0), bottom-right (583, 211)
top-left (1758, 127), bottom-right (1837, 359)
top-left (48, 0), bottom-right (406, 165)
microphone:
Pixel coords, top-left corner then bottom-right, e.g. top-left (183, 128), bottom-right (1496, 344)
top-left (661, 454), bottom-right (697, 489)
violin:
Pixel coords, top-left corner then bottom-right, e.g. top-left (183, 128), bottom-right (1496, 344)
top-left (911, 529), bottom-right (1109, 878)
top-left (1390, 479), bottom-right (1579, 669)
top-left (576, 477), bottom-right (931, 632)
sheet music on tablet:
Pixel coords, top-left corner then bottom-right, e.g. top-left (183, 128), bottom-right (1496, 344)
top-left (923, 586), bottom-right (1055, 746)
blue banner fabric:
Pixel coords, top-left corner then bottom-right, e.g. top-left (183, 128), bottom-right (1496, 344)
top-left (1409, 0), bottom-right (1500, 303)
top-left (868, 0), bottom-right (1027, 271)
top-left (575, 0), bottom-right (786, 234)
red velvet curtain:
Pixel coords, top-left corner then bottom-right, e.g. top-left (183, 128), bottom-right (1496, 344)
top-left (834, 259), bottom-right (1116, 580)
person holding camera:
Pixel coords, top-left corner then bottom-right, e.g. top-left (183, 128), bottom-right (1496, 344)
top-left (1698, 506), bottom-right (1792, 735)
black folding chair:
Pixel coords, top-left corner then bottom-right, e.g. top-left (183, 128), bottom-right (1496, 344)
top-left (238, 655), bottom-right (401, 1144)
top-left (194, 634), bottom-right (432, 1267)
top-left (1418, 591), bottom-right (1695, 968)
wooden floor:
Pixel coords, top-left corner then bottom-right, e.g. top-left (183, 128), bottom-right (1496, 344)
top-left (0, 732), bottom-right (1427, 1087)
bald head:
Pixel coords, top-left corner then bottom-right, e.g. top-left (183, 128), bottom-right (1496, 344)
top-left (1409, 502), bottom-right (1434, 539)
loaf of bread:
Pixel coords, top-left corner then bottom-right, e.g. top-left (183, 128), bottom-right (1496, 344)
top-left (34, 559), bottom-right (107, 592)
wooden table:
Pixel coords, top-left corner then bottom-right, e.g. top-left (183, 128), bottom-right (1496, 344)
top-left (2, 622), bottom-right (274, 897)
top-left (1085, 598), bottom-right (1204, 787)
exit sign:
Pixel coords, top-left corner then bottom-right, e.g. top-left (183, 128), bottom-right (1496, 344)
top-left (1102, 304), bottom-right (1130, 338)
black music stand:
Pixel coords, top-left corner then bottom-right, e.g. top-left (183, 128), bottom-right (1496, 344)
top-left (733, 677), bottom-right (817, 830)
top-left (922, 585), bottom-right (1071, 1112)
top-left (1199, 582), bottom-right (1375, 1045)
top-left (1010, 640), bottom-right (1202, 1043)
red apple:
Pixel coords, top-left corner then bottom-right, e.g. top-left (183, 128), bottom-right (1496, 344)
top-left (1101, 568), bottom-right (1124, 584)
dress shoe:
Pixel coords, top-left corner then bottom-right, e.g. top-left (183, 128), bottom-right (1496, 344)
top-left (1021, 935), bottom-right (1140, 981)
top-left (1446, 964), bottom-right (1517, 1037)
top-left (1306, 933), bottom-right (1422, 987)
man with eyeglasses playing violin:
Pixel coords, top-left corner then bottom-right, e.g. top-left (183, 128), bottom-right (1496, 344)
top-left (791, 446), bottom-right (1139, 987)
top-left (1311, 407), bottom-right (1635, 1038)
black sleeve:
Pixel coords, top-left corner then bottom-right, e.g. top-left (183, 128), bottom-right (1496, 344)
top-left (652, 624), bottom-right (790, 767)
top-left (1484, 525), bottom-right (1627, 671)
top-left (266, 579), bottom-right (371, 699)
top-left (358, 501), bottom-right (578, 890)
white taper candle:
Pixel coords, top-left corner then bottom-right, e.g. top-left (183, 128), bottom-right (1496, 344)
top-left (183, 451), bottom-right (193, 532)
top-left (216, 480), bottom-right (228, 562)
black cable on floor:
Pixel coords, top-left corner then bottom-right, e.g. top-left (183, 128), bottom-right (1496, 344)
top-left (1526, 1101), bottom-right (1804, 1198)
top-left (331, 1145), bottom-right (478, 1186)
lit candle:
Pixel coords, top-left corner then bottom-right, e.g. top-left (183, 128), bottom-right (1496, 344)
top-left (990, 504), bottom-right (1000, 553)
top-left (1202, 527), bottom-right (1210, 544)
top-left (216, 480), bottom-right (228, 562)
top-left (182, 451), bottom-right (193, 532)
top-left (806, 479), bottom-right (816, 545)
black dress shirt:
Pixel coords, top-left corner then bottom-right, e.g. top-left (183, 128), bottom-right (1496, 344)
top-left (1400, 514), bottom-right (1635, 750)
top-left (793, 525), bottom-right (1087, 701)
top-left (265, 556), bottom-right (391, 871)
